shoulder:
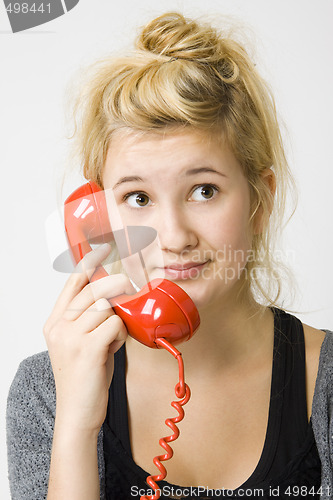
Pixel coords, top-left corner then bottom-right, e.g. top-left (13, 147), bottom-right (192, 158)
top-left (300, 324), bottom-right (327, 418)
top-left (303, 324), bottom-right (333, 369)
top-left (302, 324), bottom-right (333, 402)
top-left (13, 350), bottom-right (52, 374)
top-left (7, 351), bottom-right (56, 428)
top-left (302, 323), bottom-right (327, 364)
top-left (8, 350), bottom-right (54, 395)
top-left (302, 323), bottom-right (330, 379)
top-left (306, 324), bottom-right (333, 384)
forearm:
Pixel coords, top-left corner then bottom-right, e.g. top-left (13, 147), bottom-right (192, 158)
top-left (47, 419), bottom-right (100, 500)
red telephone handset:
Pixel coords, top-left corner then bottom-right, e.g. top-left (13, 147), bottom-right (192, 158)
top-left (64, 181), bottom-right (200, 347)
top-left (64, 181), bottom-right (200, 499)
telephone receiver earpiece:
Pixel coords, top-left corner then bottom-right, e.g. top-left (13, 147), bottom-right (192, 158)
top-left (64, 181), bottom-right (200, 348)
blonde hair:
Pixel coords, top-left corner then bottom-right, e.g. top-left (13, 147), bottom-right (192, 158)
top-left (69, 11), bottom-right (297, 308)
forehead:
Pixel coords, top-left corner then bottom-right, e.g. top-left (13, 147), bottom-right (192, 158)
top-left (102, 127), bottom-right (242, 185)
top-left (108, 127), bottom-right (221, 154)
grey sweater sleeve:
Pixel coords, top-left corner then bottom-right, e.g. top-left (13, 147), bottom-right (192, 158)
top-left (6, 351), bottom-right (105, 500)
top-left (311, 329), bottom-right (333, 500)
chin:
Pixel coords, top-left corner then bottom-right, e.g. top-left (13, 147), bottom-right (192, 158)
top-left (171, 278), bottom-right (216, 310)
top-left (135, 270), bottom-right (219, 310)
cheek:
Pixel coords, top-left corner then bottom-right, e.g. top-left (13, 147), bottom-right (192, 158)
top-left (119, 239), bottom-right (166, 288)
top-left (210, 193), bottom-right (252, 254)
top-left (120, 254), bottom-right (147, 287)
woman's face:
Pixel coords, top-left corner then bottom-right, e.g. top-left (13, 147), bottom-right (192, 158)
top-left (102, 128), bottom-right (253, 310)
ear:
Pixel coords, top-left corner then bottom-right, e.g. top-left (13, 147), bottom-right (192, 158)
top-left (253, 168), bottom-right (276, 235)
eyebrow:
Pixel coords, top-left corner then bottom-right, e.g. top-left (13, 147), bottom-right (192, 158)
top-left (112, 166), bottom-right (227, 189)
top-left (186, 167), bottom-right (227, 178)
top-left (113, 176), bottom-right (144, 189)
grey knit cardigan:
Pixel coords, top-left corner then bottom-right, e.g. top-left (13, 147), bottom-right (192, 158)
top-left (6, 330), bottom-right (333, 500)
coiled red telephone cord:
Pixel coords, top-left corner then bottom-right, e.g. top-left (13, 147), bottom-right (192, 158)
top-left (140, 337), bottom-right (191, 500)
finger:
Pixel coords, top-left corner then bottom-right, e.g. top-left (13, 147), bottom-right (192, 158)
top-left (49, 244), bottom-right (112, 321)
top-left (64, 274), bottom-right (137, 321)
top-left (91, 314), bottom-right (128, 354)
top-left (76, 298), bottom-right (114, 333)
top-left (77, 243), bottom-right (112, 279)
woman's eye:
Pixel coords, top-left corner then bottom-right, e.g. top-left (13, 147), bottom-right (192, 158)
top-left (124, 192), bottom-right (151, 208)
top-left (190, 184), bottom-right (218, 201)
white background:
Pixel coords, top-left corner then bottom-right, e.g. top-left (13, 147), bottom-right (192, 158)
top-left (1, 0), bottom-right (332, 497)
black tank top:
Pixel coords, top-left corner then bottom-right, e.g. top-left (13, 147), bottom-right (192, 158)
top-left (103, 308), bottom-right (322, 499)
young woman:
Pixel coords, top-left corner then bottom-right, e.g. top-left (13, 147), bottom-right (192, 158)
top-left (7, 12), bottom-right (333, 500)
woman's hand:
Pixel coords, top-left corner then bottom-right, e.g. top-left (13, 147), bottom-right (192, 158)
top-left (43, 244), bottom-right (136, 435)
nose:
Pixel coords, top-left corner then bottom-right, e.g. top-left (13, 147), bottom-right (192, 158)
top-left (155, 205), bottom-right (198, 254)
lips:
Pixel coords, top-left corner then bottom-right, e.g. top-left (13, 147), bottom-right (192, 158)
top-left (161, 260), bottom-right (209, 280)
top-left (165, 262), bottom-right (207, 270)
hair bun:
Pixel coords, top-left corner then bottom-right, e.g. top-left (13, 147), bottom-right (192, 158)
top-left (136, 12), bottom-right (220, 61)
